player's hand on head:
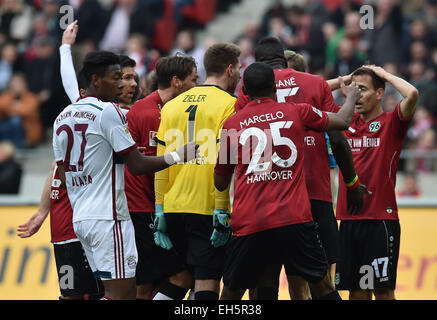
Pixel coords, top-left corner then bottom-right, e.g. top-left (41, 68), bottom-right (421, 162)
top-left (210, 209), bottom-right (231, 248)
top-left (346, 184), bottom-right (372, 216)
top-left (62, 20), bottom-right (79, 45)
top-left (363, 65), bottom-right (388, 81)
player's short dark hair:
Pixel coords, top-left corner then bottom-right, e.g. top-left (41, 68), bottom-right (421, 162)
top-left (77, 69), bottom-right (86, 90)
top-left (203, 43), bottom-right (241, 76)
top-left (155, 55), bottom-right (197, 89)
top-left (284, 50), bottom-right (307, 72)
top-left (352, 67), bottom-right (386, 91)
top-left (254, 36), bottom-right (287, 68)
top-left (119, 54), bottom-right (136, 69)
top-left (243, 62), bottom-right (275, 99)
top-left (80, 51), bottom-right (120, 88)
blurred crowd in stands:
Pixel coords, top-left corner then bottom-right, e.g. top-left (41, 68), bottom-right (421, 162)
top-left (0, 0), bottom-right (434, 178)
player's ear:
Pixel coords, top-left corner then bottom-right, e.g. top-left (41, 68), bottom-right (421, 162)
top-left (375, 87), bottom-right (384, 101)
top-left (91, 74), bottom-right (100, 89)
top-left (171, 75), bottom-right (181, 89)
top-left (226, 64), bottom-right (233, 77)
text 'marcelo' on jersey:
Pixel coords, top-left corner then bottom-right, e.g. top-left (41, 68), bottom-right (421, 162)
top-left (215, 97), bottom-right (329, 237)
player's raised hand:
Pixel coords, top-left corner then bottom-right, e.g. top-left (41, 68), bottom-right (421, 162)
top-left (62, 20), bottom-right (79, 45)
top-left (347, 184), bottom-right (372, 215)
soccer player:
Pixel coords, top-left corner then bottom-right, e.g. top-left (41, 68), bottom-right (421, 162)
top-left (125, 55), bottom-right (198, 300)
top-left (215, 62), bottom-right (361, 300)
top-left (17, 161), bottom-right (104, 300)
top-left (235, 37), bottom-right (368, 300)
top-left (153, 43), bottom-right (241, 300)
top-left (52, 51), bottom-right (198, 300)
top-left (335, 65), bottom-right (418, 300)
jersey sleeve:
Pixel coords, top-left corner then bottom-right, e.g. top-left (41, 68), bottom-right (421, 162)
top-left (100, 104), bottom-right (136, 155)
top-left (59, 44), bottom-right (80, 103)
top-left (391, 101), bottom-right (413, 139)
top-left (321, 80), bottom-right (340, 112)
top-left (53, 125), bottom-right (67, 165)
top-left (295, 103), bottom-right (329, 132)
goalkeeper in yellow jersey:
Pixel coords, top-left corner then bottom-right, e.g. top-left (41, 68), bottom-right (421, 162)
top-left (153, 43), bottom-right (241, 300)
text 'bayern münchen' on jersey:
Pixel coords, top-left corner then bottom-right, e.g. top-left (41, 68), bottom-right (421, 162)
top-left (53, 96), bottom-right (137, 223)
top-left (215, 97), bottom-right (329, 237)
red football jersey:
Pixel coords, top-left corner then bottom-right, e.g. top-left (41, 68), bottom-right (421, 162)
top-left (336, 103), bottom-right (412, 220)
top-left (50, 166), bottom-right (77, 242)
top-left (235, 68), bottom-right (339, 203)
top-left (215, 97), bottom-right (329, 236)
top-left (125, 90), bottom-right (163, 213)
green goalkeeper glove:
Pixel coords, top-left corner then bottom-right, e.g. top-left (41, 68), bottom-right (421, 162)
top-left (210, 209), bottom-right (231, 248)
top-left (153, 204), bottom-right (173, 250)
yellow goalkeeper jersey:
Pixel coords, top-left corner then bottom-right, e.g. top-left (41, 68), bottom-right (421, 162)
top-left (155, 85), bottom-right (236, 215)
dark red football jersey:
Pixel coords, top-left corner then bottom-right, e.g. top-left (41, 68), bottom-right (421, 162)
top-left (50, 166), bottom-right (76, 242)
top-left (336, 103), bottom-right (412, 220)
top-left (215, 97), bottom-right (329, 236)
top-left (235, 68), bottom-right (339, 203)
top-left (125, 90), bottom-right (163, 213)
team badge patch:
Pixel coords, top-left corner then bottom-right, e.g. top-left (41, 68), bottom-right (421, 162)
top-left (369, 121), bottom-right (381, 132)
top-left (127, 256), bottom-right (137, 269)
top-left (386, 206), bottom-right (393, 214)
top-left (149, 131), bottom-right (157, 147)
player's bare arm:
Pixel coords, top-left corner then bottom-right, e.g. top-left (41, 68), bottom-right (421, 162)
top-left (123, 141), bottom-right (199, 175)
top-left (17, 161), bottom-right (55, 238)
top-left (327, 74), bottom-right (352, 91)
top-left (364, 65), bottom-right (419, 119)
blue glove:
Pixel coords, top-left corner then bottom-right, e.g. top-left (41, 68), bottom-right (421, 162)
top-left (153, 204), bottom-right (173, 250)
top-left (210, 209), bottom-right (231, 248)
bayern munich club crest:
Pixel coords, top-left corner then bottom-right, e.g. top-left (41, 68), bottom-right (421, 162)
top-left (127, 256), bottom-right (137, 269)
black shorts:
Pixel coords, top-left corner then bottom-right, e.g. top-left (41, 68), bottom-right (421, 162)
top-left (130, 212), bottom-right (187, 285)
top-left (335, 220), bottom-right (400, 291)
top-left (223, 222), bottom-right (329, 291)
top-left (53, 241), bottom-right (104, 297)
top-left (310, 199), bottom-right (340, 264)
top-left (166, 213), bottom-right (226, 280)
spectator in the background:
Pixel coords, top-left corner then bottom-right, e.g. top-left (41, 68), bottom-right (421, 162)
top-left (402, 19), bottom-right (436, 65)
top-left (99, 0), bottom-right (137, 53)
top-left (415, 128), bottom-right (436, 172)
top-left (171, 29), bottom-right (206, 83)
top-left (325, 11), bottom-right (366, 76)
top-left (329, 0), bottom-right (361, 28)
top-left (268, 16), bottom-right (294, 48)
top-left (332, 37), bottom-right (364, 77)
top-left (40, 0), bottom-right (62, 41)
top-left (284, 4), bottom-right (326, 72)
top-left (0, 141), bottom-right (22, 193)
top-left (0, 72), bottom-right (42, 148)
top-left (234, 20), bottom-right (261, 48)
top-left (362, 0), bottom-right (403, 66)
top-left (407, 107), bottom-right (434, 143)
top-left (73, 0), bottom-right (107, 46)
top-left (424, 0), bottom-right (437, 30)
top-left (0, 0), bottom-right (33, 42)
top-left (125, 33), bottom-right (160, 77)
top-left (409, 41), bottom-right (429, 65)
top-left (0, 42), bottom-right (17, 91)
top-left (397, 172), bottom-right (422, 197)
